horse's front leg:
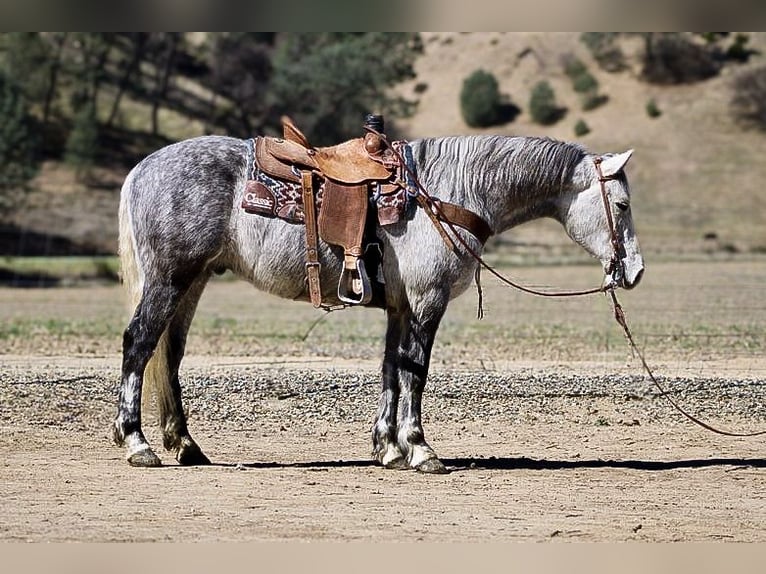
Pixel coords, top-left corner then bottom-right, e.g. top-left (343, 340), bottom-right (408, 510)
top-left (372, 312), bottom-right (408, 469)
top-left (396, 298), bottom-right (449, 474)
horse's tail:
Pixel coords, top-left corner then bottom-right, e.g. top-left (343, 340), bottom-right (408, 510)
top-left (118, 169), bottom-right (172, 418)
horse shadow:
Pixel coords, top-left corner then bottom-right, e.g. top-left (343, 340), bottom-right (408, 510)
top-left (211, 456), bottom-right (766, 472)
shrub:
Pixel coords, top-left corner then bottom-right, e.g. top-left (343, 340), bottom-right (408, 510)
top-left (562, 54), bottom-right (606, 111)
top-left (572, 71), bottom-right (598, 95)
top-left (726, 33), bottom-right (754, 63)
top-left (646, 98), bottom-right (662, 118)
top-left (731, 65), bottom-right (766, 131)
top-left (580, 33), bottom-right (626, 72)
top-left (529, 80), bottom-right (562, 125)
top-left (641, 33), bottom-right (720, 84)
top-left (582, 93), bottom-right (608, 111)
top-left (561, 54), bottom-right (587, 80)
top-left (574, 119), bottom-right (590, 137)
top-left (460, 69), bottom-right (504, 128)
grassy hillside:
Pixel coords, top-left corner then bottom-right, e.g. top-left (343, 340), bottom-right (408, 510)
top-left (396, 32), bottom-right (766, 258)
top-left (5, 32), bottom-right (766, 260)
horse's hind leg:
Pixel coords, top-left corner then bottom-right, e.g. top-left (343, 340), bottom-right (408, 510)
top-left (158, 275), bottom-right (211, 465)
top-left (113, 280), bottom-right (195, 467)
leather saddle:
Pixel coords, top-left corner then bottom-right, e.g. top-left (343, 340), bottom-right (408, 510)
top-left (256, 117), bottom-right (395, 184)
top-left (252, 115), bottom-right (398, 307)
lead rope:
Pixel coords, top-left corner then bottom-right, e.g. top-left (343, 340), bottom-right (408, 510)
top-left (606, 288), bottom-right (766, 437)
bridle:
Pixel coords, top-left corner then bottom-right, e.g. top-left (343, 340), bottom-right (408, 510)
top-left (593, 156), bottom-right (625, 291)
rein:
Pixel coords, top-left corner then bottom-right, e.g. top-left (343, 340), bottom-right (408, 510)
top-left (373, 128), bottom-right (766, 439)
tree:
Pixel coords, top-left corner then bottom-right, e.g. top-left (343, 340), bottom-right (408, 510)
top-left (206, 32), bottom-right (274, 136)
top-left (106, 33), bottom-right (149, 128)
top-left (460, 69), bottom-right (504, 128)
top-left (0, 71), bottom-right (39, 215)
top-left (267, 33), bottom-right (422, 145)
top-left (148, 33), bottom-right (180, 135)
top-left (65, 102), bottom-right (99, 177)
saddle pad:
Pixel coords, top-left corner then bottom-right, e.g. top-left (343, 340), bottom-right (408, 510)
top-left (243, 139), bottom-right (409, 227)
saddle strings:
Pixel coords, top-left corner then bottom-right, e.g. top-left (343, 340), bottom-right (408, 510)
top-left (370, 127), bottom-right (766, 439)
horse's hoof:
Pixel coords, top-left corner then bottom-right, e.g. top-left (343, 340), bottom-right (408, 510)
top-left (127, 448), bottom-right (162, 467)
top-left (384, 456), bottom-right (410, 470)
top-left (177, 442), bottom-right (211, 466)
top-left (414, 458), bottom-right (450, 474)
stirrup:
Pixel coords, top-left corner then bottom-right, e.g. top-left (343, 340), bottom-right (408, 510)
top-left (338, 257), bottom-right (372, 305)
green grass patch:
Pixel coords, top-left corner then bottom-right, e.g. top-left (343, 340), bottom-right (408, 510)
top-left (0, 256), bottom-right (119, 285)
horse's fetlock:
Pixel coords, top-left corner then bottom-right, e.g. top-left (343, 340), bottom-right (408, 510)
top-left (112, 420), bottom-right (126, 446)
top-left (406, 429), bottom-right (424, 445)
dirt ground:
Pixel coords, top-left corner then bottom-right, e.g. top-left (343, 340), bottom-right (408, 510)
top-left (1, 260), bottom-right (765, 542)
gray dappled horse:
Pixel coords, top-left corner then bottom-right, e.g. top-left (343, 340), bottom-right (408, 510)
top-left (114, 134), bottom-right (644, 472)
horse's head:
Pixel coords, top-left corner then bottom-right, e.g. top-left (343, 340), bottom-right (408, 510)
top-left (555, 150), bottom-right (644, 290)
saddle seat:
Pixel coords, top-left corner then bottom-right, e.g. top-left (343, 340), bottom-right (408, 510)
top-left (255, 116), bottom-right (395, 184)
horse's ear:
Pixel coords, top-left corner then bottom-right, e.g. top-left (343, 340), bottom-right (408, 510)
top-left (600, 149), bottom-right (634, 177)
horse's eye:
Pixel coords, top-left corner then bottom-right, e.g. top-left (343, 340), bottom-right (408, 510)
top-left (616, 201), bottom-right (629, 212)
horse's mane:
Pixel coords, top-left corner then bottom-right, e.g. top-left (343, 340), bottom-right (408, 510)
top-left (412, 135), bottom-right (588, 200)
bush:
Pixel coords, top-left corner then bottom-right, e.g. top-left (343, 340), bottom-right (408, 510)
top-left (574, 119), bottom-right (590, 137)
top-left (529, 80), bottom-right (562, 125)
top-left (731, 65), bottom-right (766, 131)
top-left (561, 54), bottom-right (587, 80)
top-left (582, 93), bottom-right (608, 111)
top-left (580, 33), bottom-right (626, 72)
top-left (641, 33), bottom-right (720, 84)
top-left (726, 33), bottom-right (754, 63)
top-left (562, 54), bottom-right (606, 112)
top-left (646, 98), bottom-right (662, 118)
top-left (460, 69), bottom-right (504, 128)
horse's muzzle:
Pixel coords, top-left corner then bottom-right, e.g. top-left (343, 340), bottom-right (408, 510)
top-left (606, 260), bottom-right (643, 290)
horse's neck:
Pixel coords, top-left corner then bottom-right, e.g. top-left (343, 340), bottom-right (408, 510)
top-left (413, 136), bottom-right (589, 236)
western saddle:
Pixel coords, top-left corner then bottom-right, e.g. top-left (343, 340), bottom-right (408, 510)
top-left (243, 114), bottom-right (493, 309)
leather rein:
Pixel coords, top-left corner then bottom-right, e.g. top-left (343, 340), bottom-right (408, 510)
top-left (377, 129), bottom-right (766, 439)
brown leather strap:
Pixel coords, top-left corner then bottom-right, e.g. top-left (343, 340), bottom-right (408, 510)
top-left (414, 194), bottom-right (456, 250)
top-left (301, 170), bottom-right (322, 307)
top-left (434, 201), bottom-right (493, 245)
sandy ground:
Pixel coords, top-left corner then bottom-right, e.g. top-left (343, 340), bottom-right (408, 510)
top-left (1, 260), bottom-right (765, 542)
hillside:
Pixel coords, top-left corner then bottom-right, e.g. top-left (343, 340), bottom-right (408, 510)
top-left (396, 32), bottom-right (766, 257)
top-left (5, 32), bottom-right (766, 259)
